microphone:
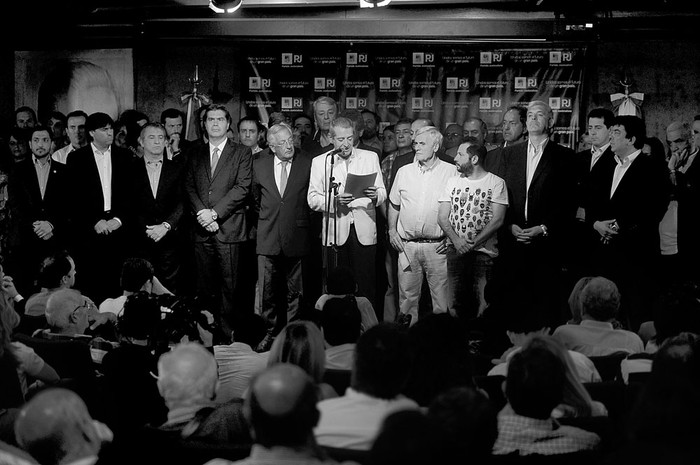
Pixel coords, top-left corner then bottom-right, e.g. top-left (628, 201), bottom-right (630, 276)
top-left (327, 147), bottom-right (343, 164)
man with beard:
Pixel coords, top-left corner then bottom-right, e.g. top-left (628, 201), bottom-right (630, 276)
top-left (462, 117), bottom-right (498, 152)
top-left (361, 109), bottom-right (383, 153)
top-left (438, 143), bottom-right (508, 320)
top-left (160, 108), bottom-right (192, 160)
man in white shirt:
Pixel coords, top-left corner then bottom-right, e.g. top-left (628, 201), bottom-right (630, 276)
top-left (586, 116), bottom-right (670, 330)
top-left (52, 110), bottom-right (88, 164)
top-left (388, 126), bottom-right (457, 326)
top-left (308, 116), bottom-right (386, 310)
top-left (314, 323), bottom-right (418, 450)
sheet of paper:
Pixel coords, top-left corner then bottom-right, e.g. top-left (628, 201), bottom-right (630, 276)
top-left (398, 249), bottom-right (411, 272)
top-left (344, 172), bottom-right (377, 199)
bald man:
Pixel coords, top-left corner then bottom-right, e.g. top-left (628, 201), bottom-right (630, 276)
top-left (42, 288), bottom-right (114, 339)
top-left (156, 342), bottom-right (250, 444)
top-left (15, 388), bottom-right (113, 465)
top-left (205, 363), bottom-right (337, 465)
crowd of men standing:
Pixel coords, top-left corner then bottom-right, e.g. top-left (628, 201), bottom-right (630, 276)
top-left (2, 96), bottom-right (698, 351)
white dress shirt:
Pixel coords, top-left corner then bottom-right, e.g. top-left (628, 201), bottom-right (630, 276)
top-left (91, 143), bottom-right (113, 212)
top-left (590, 143), bottom-right (610, 170)
top-left (525, 138), bottom-right (548, 220)
top-left (610, 149), bottom-right (641, 198)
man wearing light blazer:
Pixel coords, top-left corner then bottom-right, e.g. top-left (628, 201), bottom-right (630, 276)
top-left (308, 116), bottom-right (386, 311)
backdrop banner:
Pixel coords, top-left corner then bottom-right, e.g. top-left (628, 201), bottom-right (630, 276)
top-left (243, 45), bottom-right (586, 148)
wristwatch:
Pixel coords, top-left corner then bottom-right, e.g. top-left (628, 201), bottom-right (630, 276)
top-left (162, 222), bottom-right (171, 231)
top-left (540, 224), bottom-right (548, 237)
top-left (211, 209), bottom-right (218, 221)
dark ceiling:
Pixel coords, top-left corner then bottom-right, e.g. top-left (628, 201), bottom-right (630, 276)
top-left (7, 0), bottom-right (700, 46)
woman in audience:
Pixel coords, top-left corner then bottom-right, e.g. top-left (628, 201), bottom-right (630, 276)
top-left (267, 320), bottom-right (337, 400)
top-left (567, 276), bottom-right (594, 324)
top-left (526, 335), bottom-right (607, 418)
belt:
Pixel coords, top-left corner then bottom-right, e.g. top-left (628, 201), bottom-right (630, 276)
top-left (405, 237), bottom-right (444, 243)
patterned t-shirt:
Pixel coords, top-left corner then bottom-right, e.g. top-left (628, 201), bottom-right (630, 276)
top-left (439, 172), bottom-right (508, 257)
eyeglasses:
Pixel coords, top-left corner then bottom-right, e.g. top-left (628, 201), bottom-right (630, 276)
top-left (272, 138), bottom-right (294, 149)
top-left (73, 301), bottom-right (91, 315)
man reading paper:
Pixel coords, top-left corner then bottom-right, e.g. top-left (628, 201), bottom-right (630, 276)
top-left (308, 116), bottom-right (386, 311)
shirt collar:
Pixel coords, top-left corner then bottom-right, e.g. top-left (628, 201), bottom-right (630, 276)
top-left (91, 143), bottom-right (111, 156)
top-left (32, 155), bottom-right (51, 166)
top-left (415, 155), bottom-right (440, 172)
top-left (528, 137), bottom-right (549, 153)
top-left (580, 319), bottom-right (615, 329)
top-left (210, 139), bottom-right (227, 154)
top-left (145, 154), bottom-right (163, 165)
top-left (615, 149), bottom-right (641, 166)
top-left (275, 156), bottom-right (293, 167)
top-left (592, 143), bottom-right (610, 156)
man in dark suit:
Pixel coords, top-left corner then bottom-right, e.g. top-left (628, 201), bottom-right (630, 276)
top-left (252, 123), bottom-right (311, 351)
top-left (570, 108), bottom-right (617, 280)
top-left (128, 123), bottom-right (187, 292)
top-left (7, 126), bottom-right (66, 294)
top-left (66, 112), bottom-right (132, 304)
top-left (184, 104), bottom-right (253, 334)
top-left (587, 115), bottom-right (670, 331)
top-left (495, 100), bottom-right (576, 328)
top-left (160, 108), bottom-right (192, 160)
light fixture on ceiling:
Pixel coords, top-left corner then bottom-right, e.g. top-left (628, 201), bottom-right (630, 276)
top-left (209, 0), bottom-right (243, 14)
top-left (359, 0), bottom-right (392, 8)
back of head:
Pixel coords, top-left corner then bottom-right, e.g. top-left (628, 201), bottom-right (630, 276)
top-left (37, 251), bottom-right (73, 289)
top-left (427, 386), bottom-right (497, 460)
top-left (506, 342), bottom-right (565, 419)
top-left (45, 289), bottom-right (85, 333)
top-left (404, 313), bottom-right (474, 406)
top-left (580, 276), bottom-right (621, 322)
top-left (15, 388), bottom-right (101, 465)
top-left (352, 323), bottom-right (410, 399)
top-left (567, 276), bottom-right (594, 324)
top-left (118, 291), bottom-right (162, 342)
top-left (231, 312), bottom-right (268, 348)
top-left (320, 296), bottom-right (361, 346)
top-left (246, 363), bottom-right (319, 448)
top-left (120, 257), bottom-right (154, 293)
top-left (326, 266), bottom-right (357, 295)
top-left (267, 321), bottom-right (326, 384)
top-left (157, 342), bottom-right (218, 409)
top-left (370, 409), bottom-right (441, 465)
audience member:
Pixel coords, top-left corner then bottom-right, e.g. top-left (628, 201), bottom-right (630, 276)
top-left (369, 409), bottom-right (443, 465)
top-left (205, 363), bottom-right (343, 465)
top-left (98, 257), bottom-right (171, 316)
top-left (237, 116), bottom-right (265, 157)
top-left (566, 276), bottom-right (595, 325)
top-left (303, 96), bottom-right (337, 157)
top-left (214, 312), bottom-right (270, 404)
top-left (427, 386), bottom-right (498, 462)
top-left (500, 106), bottom-right (528, 148)
top-left (45, 110), bottom-right (68, 152)
top-left (553, 276), bottom-right (644, 356)
top-left (319, 295), bottom-right (362, 371)
top-left (388, 118), bottom-right (432, 187)
top-left (292, 113), bottom-right (313, 150)
top-left (339, 109), bottom-right (381, 159)
top-left (15, 107), bottom-right (38, 129)
top-left (441, 123), bottom-right (463, 159)
top-left (267, 320), bottom-right (337, 400)
top-left (14, 388), bottom-right (113, 465)
top-left (360, 109), bottom-right (382, 153)
top-left (7, 127), bottom-right (30, 164)
top-left (492, 337), bottom-right (601, 456)
top-left (314, 323), bottom-right (418, 450)
top-left (462, 116), bottom-right (498, 151)
top-left (156, 341), bottom-right (251, 444)
top-left (160, 108), bottom-right (191, 159)
top-left (315, 266), bottom-right (378, 333)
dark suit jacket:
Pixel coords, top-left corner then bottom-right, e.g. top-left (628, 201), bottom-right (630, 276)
top-left (8, 158), bottom-right (66, 245)
top-left (252, 151), bottom-right (311, 257)
top-left (677, 156), bottom-right (700, 262)
top-left (185, 140), bottom-right (253, 243)
top-left (128, 155), bottom-right (187, 244)
top-left (65, 144), bottom-right (133, 239)
top-left (587, 151), bottom-right (670, 262)
top-left (574, 147), bottom-right (616, 214)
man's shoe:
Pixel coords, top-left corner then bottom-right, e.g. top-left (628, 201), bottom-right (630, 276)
top-left (255, 332), bottom-right (275, 352)
top-left (396, 313), bottom-right (412, 327)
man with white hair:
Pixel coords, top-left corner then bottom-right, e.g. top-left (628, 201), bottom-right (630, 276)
top-left (308, 116), bottom-right (386, 311)
top-left (303, 96), bottom-right (338, 157)
top-left (388, 126), bottom-right (457, 326)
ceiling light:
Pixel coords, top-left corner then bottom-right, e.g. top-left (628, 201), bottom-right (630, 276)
top-left (359, 0), bottom-right (392, 8)
top-left (209, 0), bottom-right (243, 14)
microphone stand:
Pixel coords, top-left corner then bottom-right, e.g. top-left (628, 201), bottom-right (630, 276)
top-left (323, 149), bottom-right (340, 292)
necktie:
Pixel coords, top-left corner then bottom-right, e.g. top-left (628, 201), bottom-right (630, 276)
top-left (211, 147), bottom-right (220, 176)
top-left (279, 161), bottom-right (288, 195)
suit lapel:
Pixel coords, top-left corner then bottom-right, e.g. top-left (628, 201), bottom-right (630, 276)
top-left (156, 157), bottom-right (174, 200)
top-left (530, 142), bottom-right (554, 187)
top-left (611, 154), bottom-right (642, 201)
top-left (211, 142), bottom-right (231, 182)
top-left (265, 155), bottom-right (283, 200)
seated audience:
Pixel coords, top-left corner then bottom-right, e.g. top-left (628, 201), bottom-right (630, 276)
top-left (14, 388), bottom-right (113, 465)
top-left (553, 277), bottom-right (644, 356)
top-left (427, 386), bottom-right (497, 463)
top-left (314, 323), bottom-right (418, 450)
top-left (100, 292), bottom-right (168, 435)
top-left (566, 276), bottom-right (594, 325)
top-left (492, 337), bottom-right (601, 456)
top-left (205, 364), bottom-right (344, 465)
top-left (319, 295), bottom-right (362, 371)
top-left (369, 409), bottom-right (443, 465)
top-left (315, 266), bottom-right (378, 333)
top-left (155, 341), bottom-right (251, 444)
top-left (214, 312), bottom-right (270, 404)
top-left (489, 311), bottom-right (601, 384)
top-left (99, 257), bottom-right (172, 316)
top-left (41, 288), bottom-right (115, 341)
top-left (267, 320), bottom-right (337, 401)
top-left (24, 251), bottom-right (76, 317)
top-left (402, 313), bottom-right (475, 407)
